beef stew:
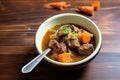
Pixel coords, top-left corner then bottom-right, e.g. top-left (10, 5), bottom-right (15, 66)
top-left (42, 23), bottom-right (95, 63)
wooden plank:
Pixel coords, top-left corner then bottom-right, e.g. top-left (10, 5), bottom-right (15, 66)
top-left (0, 46), bottom-right (38, 54)
top-left (0, 53), bottom-right (120, 80)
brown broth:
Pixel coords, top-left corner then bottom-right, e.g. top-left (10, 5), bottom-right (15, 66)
top-left (42, 30), bottom-right (55, 51)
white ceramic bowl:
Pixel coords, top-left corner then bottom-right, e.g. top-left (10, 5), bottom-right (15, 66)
top-left (35, 13), bottom-right (102, 69)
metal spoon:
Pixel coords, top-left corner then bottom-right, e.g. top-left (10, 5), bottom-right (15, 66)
top-left (21, 48), bottom-right (51, 73)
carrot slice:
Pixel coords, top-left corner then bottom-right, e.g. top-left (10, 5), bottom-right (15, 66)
top-left (58, 53), bottom-right (73, 63)
top-left (91, 1), bottom-right (100, 10)
top-left (50, 1), bottom-right (67, 10)
top-left (77, 6), bottom-right (94, 15)
top-left (80, 31), bottom-right (92, 43)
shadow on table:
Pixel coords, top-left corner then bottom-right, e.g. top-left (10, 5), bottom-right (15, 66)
top-left (21, 60), bottom-right (90, 80)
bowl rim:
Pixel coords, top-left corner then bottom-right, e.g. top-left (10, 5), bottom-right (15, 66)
top-left (35, 13), bottom-right (102, 66)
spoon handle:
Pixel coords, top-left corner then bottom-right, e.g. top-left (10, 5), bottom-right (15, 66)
top-left (21, 48), bottom-right (51, 73)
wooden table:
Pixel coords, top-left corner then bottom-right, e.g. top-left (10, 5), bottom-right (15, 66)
top-left (0, 0), bottom-right (120, 80)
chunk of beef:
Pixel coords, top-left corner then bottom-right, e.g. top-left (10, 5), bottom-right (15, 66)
top-left (57, 29), bottom-right (67, 38)
top-left (69, 39), bottom-right (80, 48)
top-left (59, 42), bottom-right (68, 53)
top-left (49, 39), bottom-right (60, 52)
top-left (57, 25), bottom-right (72, 38)
top-left (78, 43), bottom-right (94, 55)
top-left (48, 39), bottom-right (67, 53)
top-left (70, 25), bottom-right (80, 33)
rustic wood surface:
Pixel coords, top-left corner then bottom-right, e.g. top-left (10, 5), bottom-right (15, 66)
top-left (0, 0), bottom-right (120, 80)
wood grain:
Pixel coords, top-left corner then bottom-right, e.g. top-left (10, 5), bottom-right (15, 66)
top-left (0, 53), bottom-right (120, 80)
top-left (0, 0), bottom-right (120, 80)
